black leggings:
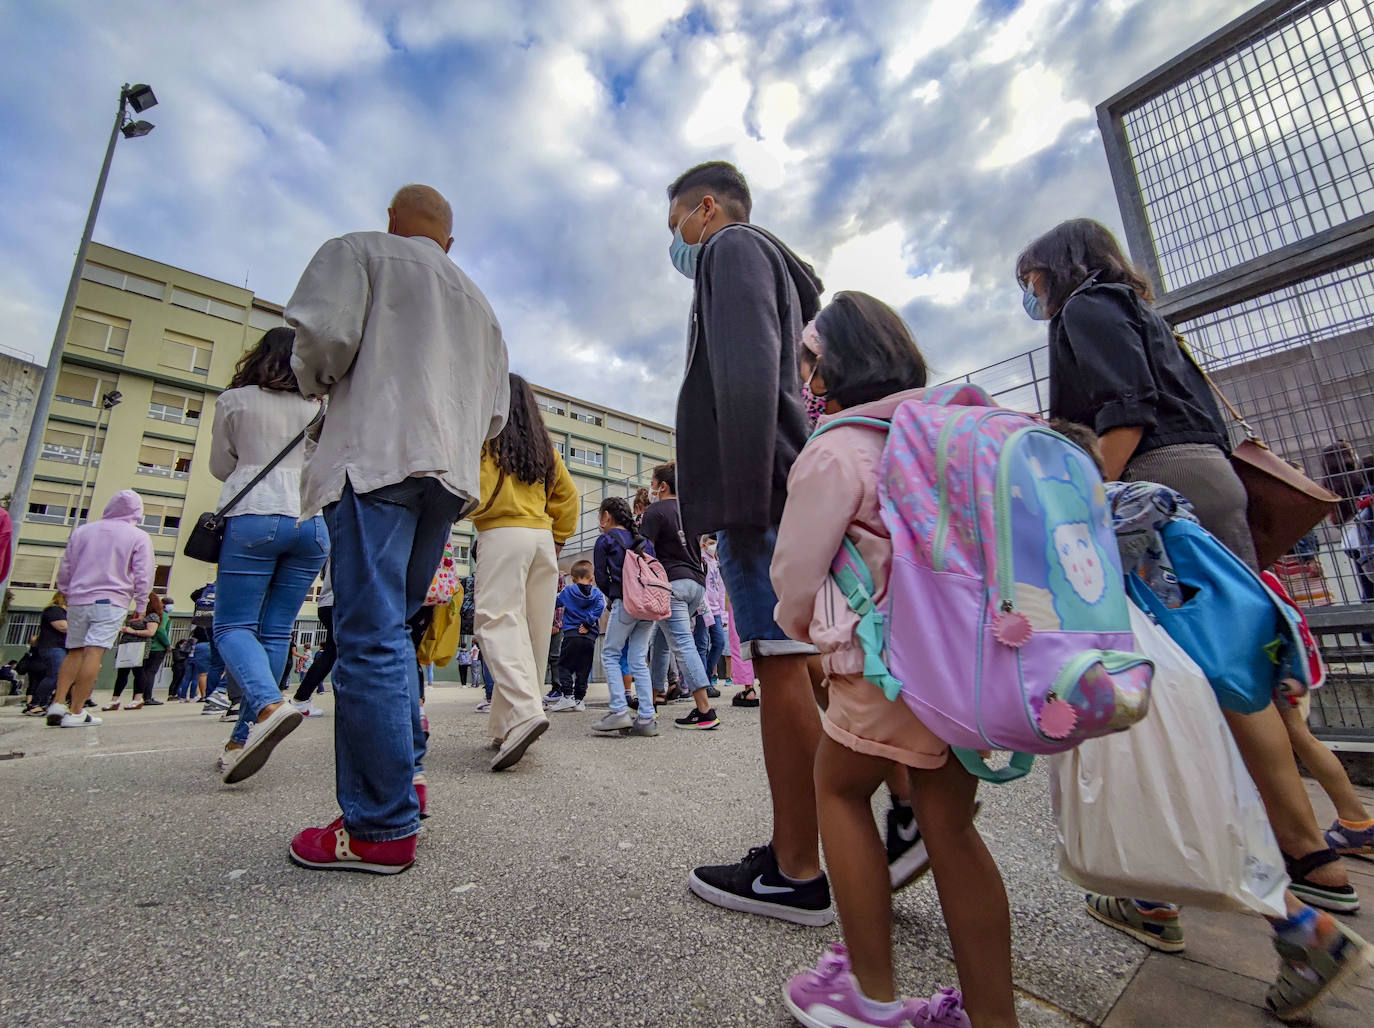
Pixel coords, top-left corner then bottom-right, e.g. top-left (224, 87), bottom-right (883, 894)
top-left (293, 606), bottom-right (336, 703)
top-left (112, 650), bottom-right (168, 700)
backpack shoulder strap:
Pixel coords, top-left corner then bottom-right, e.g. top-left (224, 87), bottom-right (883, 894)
top-left (951, 748), bottom-right (1034, 783)
top-left (829, 538), bottom-right (904, 701)
top-left (809, 415), bottom-right (891, 443)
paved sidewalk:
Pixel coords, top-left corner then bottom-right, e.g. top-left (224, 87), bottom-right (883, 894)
top-left (0, 687), bottom-right (1368, 1027)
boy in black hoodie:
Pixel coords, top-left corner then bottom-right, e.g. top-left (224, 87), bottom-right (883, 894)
top-left (666, 161), bottom-right (834, 927)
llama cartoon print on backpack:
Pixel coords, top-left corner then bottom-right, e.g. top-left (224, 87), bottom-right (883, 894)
top-left (818, 385), bottom-right (1153, 780)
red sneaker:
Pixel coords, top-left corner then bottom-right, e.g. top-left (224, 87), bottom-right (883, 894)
top-left (289, 818), bottom-right (416, 875)
top-left (414, 775), bottom-right (429, 819)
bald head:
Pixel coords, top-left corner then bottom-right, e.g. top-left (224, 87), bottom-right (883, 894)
top-left (388, 184), bottom-right (454, 252)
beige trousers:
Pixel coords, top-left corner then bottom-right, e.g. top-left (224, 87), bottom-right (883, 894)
top-left (474, 526), bottom-right (558, 741)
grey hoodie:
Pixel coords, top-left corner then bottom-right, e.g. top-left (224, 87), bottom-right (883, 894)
top-left (676, 223), bottom-right (823, 542)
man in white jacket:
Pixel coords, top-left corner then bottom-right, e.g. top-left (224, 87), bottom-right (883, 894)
top-left (285, 184), bottom-right (509, 874)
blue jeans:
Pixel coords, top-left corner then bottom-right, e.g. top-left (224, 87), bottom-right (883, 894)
top-left (695, 615), bottom-right (727, 683)
top-left (651, 579), bottom-right (710, 695)
top-left (216, 514), bottom-right (329, 745)
top-left (326, 478), bottom-right (461, 842)
top-left (482, 661), bottom-right (495, 702)
top-left (179, 642), bottom-right (211, 698)
top-left (601, 600), bottom-right (655, 715)
top-left (717, 527), bottom-right (817, 659)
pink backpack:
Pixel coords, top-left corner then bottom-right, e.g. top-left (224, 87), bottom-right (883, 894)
top-left (816, 384), bottom-right (1153, 782)
top-left (621, 542), bottom-right (672, 621)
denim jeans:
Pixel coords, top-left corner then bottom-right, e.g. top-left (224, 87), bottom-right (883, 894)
top-left (326, 478), bottom-right (461, 842)
top-left (716, 527), bottom-right (816, 659)
top-left (482, 661), bottom-right (495, 702)
top-left (694, 615), bottom-right (727, 683)
top-left (34, 646), bottom-right (67, 709)
top-left (216, 514), bottom-right (329, 746)
top-left (600, 600), bottom-right (655, 715)
top-left (651, 579), bottom-right (710, 694)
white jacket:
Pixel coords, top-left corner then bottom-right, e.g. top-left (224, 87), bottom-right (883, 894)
top-left (286, 231), bottom-right (510, 519)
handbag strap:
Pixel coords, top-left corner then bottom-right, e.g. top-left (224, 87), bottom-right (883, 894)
top-left (216, 426), bottom-right (309, 519)
top-left (1173, 333), bottom-right (1264, 445)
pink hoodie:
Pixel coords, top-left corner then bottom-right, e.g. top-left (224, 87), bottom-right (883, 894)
top-left (56, 490), bottom-right (155, 613)
top-left (770, 389), bottom-right (926, 678)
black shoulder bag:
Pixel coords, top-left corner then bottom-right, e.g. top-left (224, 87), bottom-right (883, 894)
top-left (182, 427), bottom-right (310, 564)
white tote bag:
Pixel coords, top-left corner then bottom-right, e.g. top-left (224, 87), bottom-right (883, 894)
top-left (115, 642), bottom-right (147, 669)
top-left (1050, 602), bottom-right (1287, 917)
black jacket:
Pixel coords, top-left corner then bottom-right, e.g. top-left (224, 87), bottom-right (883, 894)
top-left (676, 224), bottom-right (823, 542)
top-left (1047, 283), bottom-right (1227, 457)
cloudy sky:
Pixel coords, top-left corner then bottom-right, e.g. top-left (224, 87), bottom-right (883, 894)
top-left (0, 0), bottom-right (1252, 425)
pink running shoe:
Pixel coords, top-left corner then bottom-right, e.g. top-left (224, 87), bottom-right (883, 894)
top-left (783, 945), bottom-right (971, 1027)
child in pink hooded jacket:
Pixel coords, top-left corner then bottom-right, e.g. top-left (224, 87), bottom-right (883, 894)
top-left (46, 490), bottom-right (154, 727)
top-left (769, 293), bottom-right (1011, 1028)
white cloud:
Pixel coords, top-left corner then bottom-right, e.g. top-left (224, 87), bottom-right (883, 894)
top-left (978, 64), bottom-right (1093, 170)
top-left (822, 223), bottom-right (971, 307)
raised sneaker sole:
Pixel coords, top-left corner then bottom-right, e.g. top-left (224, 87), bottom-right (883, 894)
top-left (491, 718), bottom-right (548, 772)
top-left (1085, 900), bottom-right (1185, 953)
top-left (889, 838), bottom-right (930, 893)
top-left (687, 870), bottom-right (836, 927)
top-left (782, 991), bottom-right (859, 1028)
top-left (287, 847), bottom-right (413, 876)
top-left (674, 717), bottom-right (720, 730)
top-left (224, 706), bottom-right (304, 784)
top-left (1289, 881), bottom-right (1361, 914)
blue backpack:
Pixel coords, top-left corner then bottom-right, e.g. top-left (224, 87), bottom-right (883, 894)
top-left (1125, 520), bottom-right (1309, 713)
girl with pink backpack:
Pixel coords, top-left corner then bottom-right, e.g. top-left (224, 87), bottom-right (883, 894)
top-left (771, 292), bottom-right (1007, 1028)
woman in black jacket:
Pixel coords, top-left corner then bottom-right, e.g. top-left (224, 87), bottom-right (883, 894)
top-left (1016, 218), bottom-right (1366, 1015)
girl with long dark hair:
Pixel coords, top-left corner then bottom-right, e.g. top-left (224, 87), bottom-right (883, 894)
top-left (1016, 219), bottom-right (1370, 1020)
top-left (210, 326), bottom-right (327, 783)
top-left (471, 373), bottom-right (579, 771)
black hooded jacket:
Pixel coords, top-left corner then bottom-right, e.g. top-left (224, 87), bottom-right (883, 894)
top-left (676, 223), bottom-right (823, 542)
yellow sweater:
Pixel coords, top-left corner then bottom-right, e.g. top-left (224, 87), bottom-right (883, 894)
top-left (471, 450), bottom-right (580, 544)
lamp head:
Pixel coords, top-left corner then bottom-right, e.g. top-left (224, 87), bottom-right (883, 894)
top-left (125, 83), bottom-right (157, 113)
top-left (121, 120), bottom-right (154, 139)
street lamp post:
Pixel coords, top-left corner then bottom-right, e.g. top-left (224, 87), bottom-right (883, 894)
top-left (5, 83), bottom-right (157, 566)
top-left (72, 389), bottom-right (122, 528)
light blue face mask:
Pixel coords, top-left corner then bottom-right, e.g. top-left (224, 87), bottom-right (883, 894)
top-left (1022, 284), bottom-right (1049, 321)
top-left (669, 201), bottom-right (706, 279)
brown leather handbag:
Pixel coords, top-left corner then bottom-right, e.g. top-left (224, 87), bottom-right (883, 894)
top-left (1178, 337), bottom-right (1340, 569)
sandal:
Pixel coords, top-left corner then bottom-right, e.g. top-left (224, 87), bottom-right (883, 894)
top-left (101, 702), bottom-right (120, 712)
top-left (125, 700), bottom-right (144, 710)
top-left (1285, 849), bottom-right (1360, 913)
top-left (732, 687), bottom-right (760, 708)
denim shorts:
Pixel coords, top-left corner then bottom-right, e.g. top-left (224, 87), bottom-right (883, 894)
top-left (716, 526), bottom-right (817, 661)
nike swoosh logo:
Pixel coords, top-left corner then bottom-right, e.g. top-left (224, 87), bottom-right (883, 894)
top-left (751, 875), bottom-right (795, 896)
top-left (896, 820), bottom-right (919, 844)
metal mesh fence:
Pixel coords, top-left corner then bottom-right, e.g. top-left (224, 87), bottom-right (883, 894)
top-left (1122, 0), bottom-right (1374, 291)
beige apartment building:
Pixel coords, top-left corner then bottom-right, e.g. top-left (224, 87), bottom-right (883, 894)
top-left (3, 243), bottom-right (674, 659)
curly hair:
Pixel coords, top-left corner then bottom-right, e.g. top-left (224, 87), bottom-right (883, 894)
top-left (486, 373), bottom-right (558, 486)
top-left (601, 496), bottom-right (643, 545)
top-left (229, 327), bottom-right (300, 392)
top-left (633, 487), bottom-right (652, 516)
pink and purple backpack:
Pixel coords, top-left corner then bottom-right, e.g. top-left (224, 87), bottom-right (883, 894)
top-left (815, 384), bottom-right (1153, 782)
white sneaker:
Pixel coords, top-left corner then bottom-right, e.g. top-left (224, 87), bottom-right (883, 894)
top-left (46, 703), bottom-right (70, 727)
top-left (60, 712), bottom-right (102, 727)
top-left (573, 700), bottom-right (586, 712)
top-left (222, 703), bottom-right (303, 785)
top-left (549, 696), bottom-right (578, 713)
top-left (474, 701), bottom-right (491, 713)
top-left (592, 710), bottom-right (633, 733)
top-left (290, 699), bottom-right (311, 715)
top-left (216, 748), bottom-right (240, 774)
top-left (305, 703), bottom-right (325, 718)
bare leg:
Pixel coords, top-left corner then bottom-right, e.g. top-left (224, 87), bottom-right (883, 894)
top-left (886, 765), bottom-right (911, 803)
top-left (1277, 700), bottom-right (1371, 824)
top-left (66, 649), bottom-right (107, 711)
top-left (909, 758), bottom-right (1018, 1028)
top-left (814, 734), bottom-right (898, 1000)
top-left (758, 653), bottom-right (823, 880)
top-left (1223, 704), bottom-right (1348, 889)
top-left (51, 649), bottom-right (87, 708)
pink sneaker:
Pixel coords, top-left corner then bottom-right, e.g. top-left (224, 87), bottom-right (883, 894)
top-left (783, 945), bottom-right (971, 1027)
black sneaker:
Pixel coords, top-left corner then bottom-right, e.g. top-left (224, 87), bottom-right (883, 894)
top-left (706, 685), bottom-right (721, 698)
top-left (674, 708), bottom-right (720, 730)
top-left (688, 844), bottom-right (835, 926)
top-left (886, 802), bottom-right (930, 893)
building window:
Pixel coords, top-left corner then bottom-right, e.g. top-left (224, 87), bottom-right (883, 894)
top-left (536, 395), bottom-right (568, 418)
top-left (568, 444), bottom-right (603, 468)
top-left (569, 405), bottom-right (603, 426)
top-left (41, 425), bottom-right (103, 466)
top-left (4, 611), bottom-right (43, 645)
top-left (139, 498), bottom-right (184, 536)
top-left (607, 448), bottom-right (636, 476)
top-left (55, 369), bottom-right (119, 408)
top-left (68, 309), bottom-right (130, 355)
top-left (136, 439), bottom-right (194, 479)
top-left (10, 549), bottom-right (60, 590)
top-left (26, 486), bottom-right (84, 525)
top-left (153, 565), bottom-right (172, 592)
top-left (148, 387), bottom-right (204, 424)
top-left (641, 425), bottom-right (671, 446)
top-left (605, 414), bottom-right (638, 436)
top-left (159, 331), bottom-right (213, 376)
top-left (249, 307), bottom-right (285, 331)
top-left (81, 261), bottom-right (165, 300)
top-left (170, 287), bottom-right (245, 323)
top-left (552, 440), bottom-right (565, 457)
top-left (453, 542), bottom-right (471, 563)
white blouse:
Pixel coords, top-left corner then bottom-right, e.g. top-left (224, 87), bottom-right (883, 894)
top-left (210, 386), bottom-right (320, 519)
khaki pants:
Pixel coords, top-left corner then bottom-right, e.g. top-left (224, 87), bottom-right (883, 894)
top-left (474, 526), bottom-right (558, 741)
